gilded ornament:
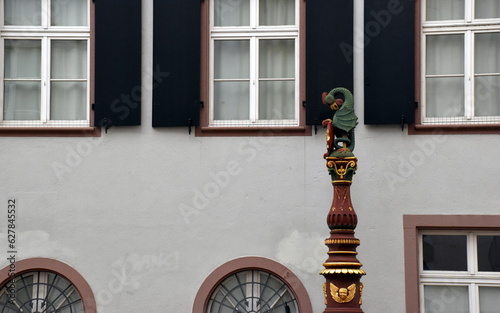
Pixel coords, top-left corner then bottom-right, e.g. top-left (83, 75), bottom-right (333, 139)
top-left (324, 238), bottom-right (360, 245)
top-left (323, 283), bottom-right (328, 305)
top-left (328, 251), bottom-right (358, 254)
top-left (320, 268), bottom-right (366, 275)
top-left (359, 283), bottom-right (363, 305)
top-left (326, 157), bottom-right (358, 181)
top-left (330, 283), bottom-right (356, 303)
top-left (323, 262), bottom-right (363, 267)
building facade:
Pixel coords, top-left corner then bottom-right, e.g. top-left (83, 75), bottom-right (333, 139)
top-left (1, 0), bottom-right (500, 312)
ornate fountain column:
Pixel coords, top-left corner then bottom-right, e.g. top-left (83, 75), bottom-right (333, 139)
top-left (320, 88), bottom-right (365, 313)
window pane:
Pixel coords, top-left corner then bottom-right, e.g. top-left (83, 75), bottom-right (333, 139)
top-left (426, 0), bottom-right (464, 21)
top-left (51, 82), bottom-right (86, 120)
top-left (4, 0), bottom-right (41, 26)
top-left (426, 35), bottom-right (464, 75)
top-left (477, 236), bottom-right (500, 271)
top-left (4, 40), bottom-right (41, 79)
top-left (475, 33), bottom-right (500, 74)
top-left (214, 40), bottom-right (249, 79)
top-left (476, 0), bottom-right (500, 19)
top-left (426, 77), bottom-right (464, 118)
top-left (259, 81), bottom-right (294, 119)
top-left (214, 81), bottom-right (249, 120)
top-left (4, 82), bottom-right (41, 120)
top-left (422, 235), bottom-right (467, 271)
top-left (51, 40), bottom-right (87, 79)
top-left (479, 287), bottom-right (500, 313)
top-left (214, 0), bottom-right (250, 26)
top-left (260, 0), bottom-right (295, 25)
top-left (259, 39), bottom-right (295, 78)
top-left (475, 76), bottom-right (500, 116)
top-left (51, 0), bottom-right (88, 26)
top-left (424, 285), bottom-right (469, 313)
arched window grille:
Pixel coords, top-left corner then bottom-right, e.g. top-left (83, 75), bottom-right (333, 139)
top-left (207, 270), bottom-right (297, 313)
top-left (0, 271), bottom-right (83, 313)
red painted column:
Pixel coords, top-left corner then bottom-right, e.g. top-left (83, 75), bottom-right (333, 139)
top-left (320, 156), bottom-right (365, 313)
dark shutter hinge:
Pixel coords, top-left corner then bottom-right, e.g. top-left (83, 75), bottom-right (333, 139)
top-left (188, 118), bottom-right (193, 135)
top-left (314, 119), bottom-right (318, 135)
top-left (401, 115), bottom-right (405, 131)
top-left (200, 101), bottom-right (204, 108)
top-left (102, 118), bottom-right (110, 134)
top-left (415, 101), bottom-right (419, 108)
top-left (91, 103), bottom-right (95, 111)
top-left (302, 101), bottom-right (306, 107)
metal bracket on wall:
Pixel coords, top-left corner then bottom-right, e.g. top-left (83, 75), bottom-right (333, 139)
top-left (102, 118), bottom-right (110, 134)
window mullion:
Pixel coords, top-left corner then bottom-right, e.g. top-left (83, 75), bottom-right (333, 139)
top-left (251, 0), bottom-right (257, 29)
top-left (0, 38), bottom-right (4, 122)
top-left (294, 37), bottom-right (299, 121)
top-left (86, 38), bottom-right (90, 122)
top-left (466, 0), bottom-right (473, 23)
top-left (421, 32), bottom-right (427, 123)
top-left (250, 0), bottom-right (257, 122)
top-left (209, 37), bottom-right (215, 124)
top-left (42, 0), bottom-right (50, 29)
top-left (41, 37), bottom-right (49, 123)
top-left (250, 37), bottom-right (257, 123)
top-left (470, 283), bottom-right (479, 313)
top-left (464, 31), bottom-right (473, 120)
top-left (468, 232), bottom-right (477, 274)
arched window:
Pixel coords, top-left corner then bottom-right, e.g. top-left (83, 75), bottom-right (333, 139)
top-left (193, 257), bottom-right (312, 313)
top-left (0, 258), bottom-right (95, 313)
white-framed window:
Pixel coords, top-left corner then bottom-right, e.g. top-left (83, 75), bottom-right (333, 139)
top-left (209, 0), bottom-right (299, 127)
top-left (419, 230), bottom-right (500, 313)
top-left (1, 0), bottom-right (90, 127)
top-left (421, 0), bottom-right (500, 125)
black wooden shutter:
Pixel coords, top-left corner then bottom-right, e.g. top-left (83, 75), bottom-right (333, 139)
top-left (152, 0), bottom-right (201, 127)
top-left (94, 0), bottom-right (142, 127)
top-left (364, 0), bottom-right (415, 125)
top-left (306, 0), bottom-right (354, 127)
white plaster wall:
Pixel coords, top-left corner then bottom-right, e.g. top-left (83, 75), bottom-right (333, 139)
top-left (1, 0), bottom-right (500, 312)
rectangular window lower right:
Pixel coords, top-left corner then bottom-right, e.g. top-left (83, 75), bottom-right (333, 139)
top-left (419, 231), bottom-right (500, 312)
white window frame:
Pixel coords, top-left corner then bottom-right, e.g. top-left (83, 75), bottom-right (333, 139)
top-left (0, 0), bottom-right (90, 127)
top-left (418, 230), bottom-right (500, 313)
top-left (421, 0), bottom-right (500, 125)
top-left (209, 0), bottom-right (300, 127)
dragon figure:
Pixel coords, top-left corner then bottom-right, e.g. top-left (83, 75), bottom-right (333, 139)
top-left (321, 87), bottom-right (358, 158)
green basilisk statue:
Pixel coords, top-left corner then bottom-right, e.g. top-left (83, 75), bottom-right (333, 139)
top-left (322, 87), bottom-right (358, 158)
